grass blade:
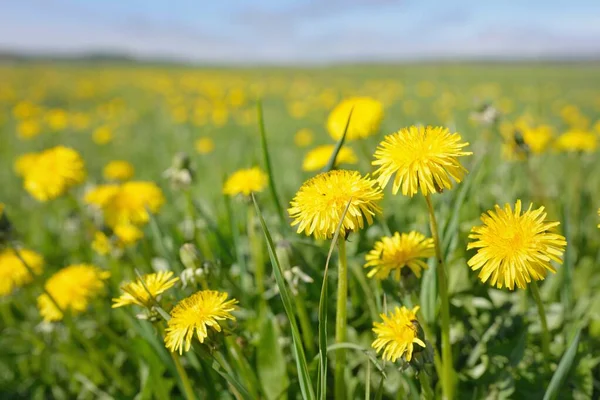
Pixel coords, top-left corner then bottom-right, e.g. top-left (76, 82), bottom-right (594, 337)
top-left (324, 107), bottom-right (353, 172)
top-left (257, 99), bottom-right (286, 226)
top-left (317, 199), bottom-right (352, 400)
top-left (252, 194), bottom-right (316, 400)
top-left (543, 328), bottom-right (581, 400)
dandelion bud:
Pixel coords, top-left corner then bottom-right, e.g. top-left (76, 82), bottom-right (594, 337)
top-left (179, 243), bottom-right (200, 271)
top-left (163, 152), bottom-right (194, 189)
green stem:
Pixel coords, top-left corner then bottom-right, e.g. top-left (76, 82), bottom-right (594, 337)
top-left (171, 352), bottom-right (198, 400)
top-left (334, 239), bottom-right (348, 400)
top-left (247, 205), bottom-right (266, 312)
top-left (424, 195), bottom-right (454, 400)
top-left (530, 280), bottom-right (551, 363)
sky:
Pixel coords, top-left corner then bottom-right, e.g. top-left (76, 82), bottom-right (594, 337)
top-left (1, 0), bottom-right (599, 64)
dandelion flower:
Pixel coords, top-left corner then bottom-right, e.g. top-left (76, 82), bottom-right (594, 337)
top-left (294, 128), bottom-right (314, 147)
top-left (554, 130), bottom-right (597, 153)
top-left (84, 184), bottom-right (120, 208)
top-left (93, 126), bottom-right (113, 145)
top-left (112, 271), bottom-right (179, 308)
top-left (38, 264), bottom-right (109, 322)
top-left (195, 137), bottom-right (215, 154)
top-left (365, 232), bottom-right (434, 280)
top-left (289, 170), bottom-right (383, 239)
top-left (17, 120), bottom-right (41, 140)
top-left (327, 97), bottom-right (384, 141)
top-left (372, 306), bottom-right (425, 362)
top-left (467, 200), bottom-right (567, 290)
top-left (372, 126), bottom-right (472, 197)
top-left (302, 145), bottom-right (358, 171)
top-left (114, 223), bottom-right (144, 246)
top-left (223, 167), bottom-right (268, 197)
top-left (103, 160), bottom-right (134, 181)
top-left (22, 146), bottom-right (86, 201)
top-left (0, 248), bottom-right (44, 297)
top-left (164, 290), bottom-right (238, 354)
top-left (91, 231), bottom-right (111, 256)
top-left (103, 182), bottom-right (165, 227)
top-left (14, 153), bottom-right (39, 177)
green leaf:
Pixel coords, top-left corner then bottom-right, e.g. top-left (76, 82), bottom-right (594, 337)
top-left (543, 328), bottom-right (581, 400)
top-left (257, 313), bottom-right (290, 400)
top-left (324, 107), bottom-right (353, 172)
top-left (257, 99), bottom-right (286, 226)
top-left (252, 194), bottom-right (316, 400)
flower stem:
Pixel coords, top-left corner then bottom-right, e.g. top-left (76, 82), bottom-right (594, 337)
top-left (171, 352), bottom-right (197, 400)
top-left (424, 194), bottom-right (454, 400)
top-left (530, 280), bottom-right (551, 362)
top-left (334, 238), bottom-right (348, 400)
top-left (247, 205), bottom-right (266, 314)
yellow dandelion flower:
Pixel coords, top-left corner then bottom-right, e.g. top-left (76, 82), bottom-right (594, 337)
top-left (467, 200), bottom-right (567, 290)
top-left (93, 126), bottom-right (113, 145)
top-left (112, 271), bottom-right (179, 308)
top-left (103, 182), bottom-right (165, 228)
top-left (289, 170), bottom-right (383, 240)
top-left (0, 248), bottom-right (44, 297)
top-left (294, 128), bottom-right (314, 147)
top-left (164, 290), bottom-right (238, 354)
top-left (114, 223), bottom-right (144, 247)
top-left (13, 152), bottom-right (39, 177)
top-left (17, 120), bottom-right (41, 139)
top-left (91, 231), bottom-right (111, 256)
top-left (372, 306), bottom-right (426, 362)
top-left (372, 126), bottom-right (472, 197)
top-left (195, 137), bottom-right (215, 154)
top-left (302, 145), bottom-right (358, 172)
top-left (365, 232), bottom-right (434, 280)
top-left (554, 130), bottom-right (597, 153)
top-left (84, 184), bottom-right (120, 208)
top-left (103, 160), bottom-right (134, 181)
top-left (23, 146), bottom-right (87, 202)
top-left (38, 264), bottom-right (109, 322)
top-left (223, 167), bottom-right (268, 197)
top-left (327, 96), bottom-right (384, 141)
top-left (523, 125), bottom-right (554, 154)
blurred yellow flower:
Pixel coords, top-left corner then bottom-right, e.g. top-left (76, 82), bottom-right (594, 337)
top-left (302, 145), bottom-right (358, 171)
top-left (112, 271), bottom-right (179, 308)
top-left (327, 96), bottom-right (384, 141)
top-left (289, 170), bottom-right (382, 239)
top-left (17, 120), bottom-right (41, 139)
top-left (523, 125), bottom-right (554, 154)
top-left (38, 264), bottom-right (109, 322)
top-left (114, 224), bottom-right (144, 246)
top-left (554, 130), bottom-right (597, 153)
top-left (223, 167), bottom-right (268, 197)
top-left (103, 160), bottom-right (134, 181)
top-left (46, 109), bottom-right (68, 131)
top-left (93, 126), bottom-right (113, 145)
top-left (373, 126), bottom-right (471, 197)
top-left (294, 128), bottom-right (314, 147)
top-left (14, 152), bottom-right (39, 177)
top-left (164, 290), bottom-right (238, 354)
top-left (0, 248), bottom-right (44, 297)
top-left (84, 184), bottom-right (120, 208)
top-left (103, 182), bottom-right (165, 228)
top-left (91, 231), bottom-right (111, 256)
top-left (22, 146), bottom-right (86, 202)
top-left (364, 232), bottom-right (434, 280)
top-left (195, 137), bottom-right (215, 154)
top-left (372, 306), bottom-right (425, 362)
top-left (467, 200), bottom-right (566, 290)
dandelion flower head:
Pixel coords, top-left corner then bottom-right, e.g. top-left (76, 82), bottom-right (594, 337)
top-left (22, 146), bottom-right (86, 202)
top-left (114, 223), bottom-right (144, 246)
top-left (195, 137), bottom-right (215, 154)
top-left (112, 271), bottom-right (179, 308)
top-left (0, 248), bottom-right (44, 297)
top-left (165, 290), bottom-right (238, 354)
top-left (373, 125), bottom-right (472, 197)
top-left (327, 96), bottom-right (384, 141)
top-left (294, 128), bottom-right (314, 147)
top-left (554, 130), bottom-right (597, 153)
top-left (223, 167), bottom-right (268, 197)
top-left (289, 170), bottom-right (383, 240)
top-left (38, 264), bottom-right (109, 322)
top-left (302, 144), bottom-right (358, 172)
top-left (365, 232), bottom-right (434, 280)
top-left (372, 306), bottom-right (426, 362)
top-left (102, 182), bottom-right (165, 228)
top-left (14, 153), bottom-right (39, 177)
top-left (91, 231), bottom-right (111, 256)
top-left (467, 200), bottom-right (567, 290)
top-left (103, 160), bottom-right (134, 181)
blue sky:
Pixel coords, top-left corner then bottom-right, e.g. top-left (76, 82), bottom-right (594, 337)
top-left (1, 0), bottom-right (599, 63)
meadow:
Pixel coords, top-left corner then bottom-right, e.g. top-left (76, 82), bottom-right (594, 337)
top-left (1, 61), bottom-right (600, 399)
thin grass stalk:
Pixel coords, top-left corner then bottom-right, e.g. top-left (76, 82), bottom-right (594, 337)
top-left (424, 195), bottom-right (454, 400)
top-left (334, 238), bottom-right (348, 400)
top-left (171, 352), bottom-right (198, 400)
top-left (530, 280), bottom-right (551, 365)
top-left (247, 204), bottom-right (265, 314)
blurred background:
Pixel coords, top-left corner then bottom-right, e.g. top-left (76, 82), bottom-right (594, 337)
top-left (2, 0), bottom-right (599, 64)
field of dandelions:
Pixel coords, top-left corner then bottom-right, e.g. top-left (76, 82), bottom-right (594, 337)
top-left (1, 63), bottom-right (600, 400)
